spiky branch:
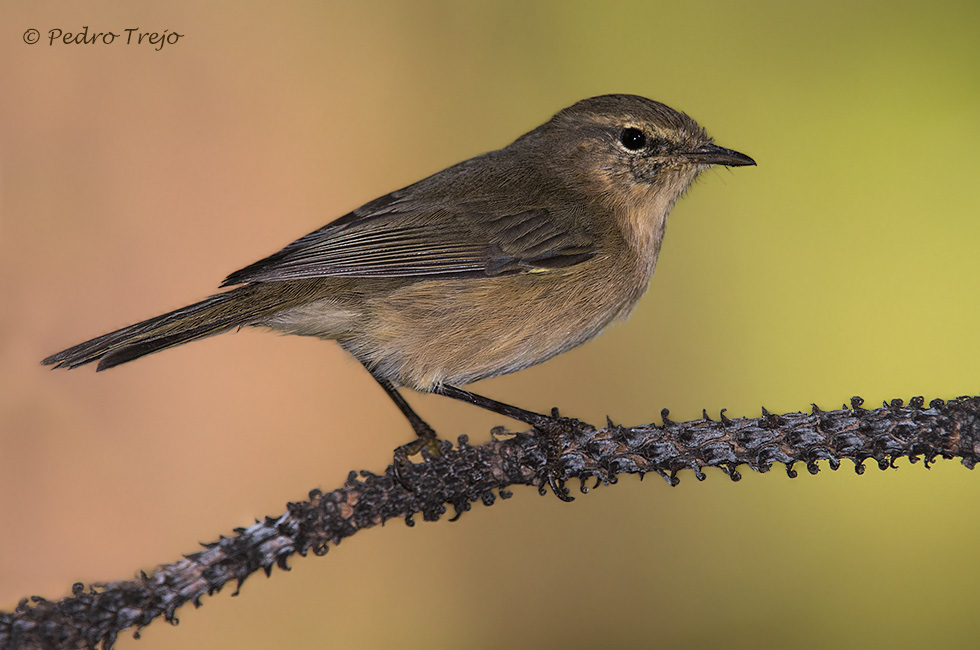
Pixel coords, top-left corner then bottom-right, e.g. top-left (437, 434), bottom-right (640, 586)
top-left (4, 395), bottom-right (979, 650)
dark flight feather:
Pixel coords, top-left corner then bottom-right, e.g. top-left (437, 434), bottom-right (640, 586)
top-left (221, 200), bottom-right (597, 286)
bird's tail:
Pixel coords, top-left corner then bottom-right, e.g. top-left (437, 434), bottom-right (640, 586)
top-left (42, 285), bottom-right (290, 372)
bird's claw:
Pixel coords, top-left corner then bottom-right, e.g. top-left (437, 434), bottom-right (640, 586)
top-left (392, 429), bottom-right (444, 491)
top-left (532, 411), bottom-right (578, 502)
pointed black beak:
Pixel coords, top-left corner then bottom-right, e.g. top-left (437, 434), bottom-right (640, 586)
top-left (680, 143), bottom-right (756, 167)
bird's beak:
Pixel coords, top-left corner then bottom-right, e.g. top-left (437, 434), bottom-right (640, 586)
top-left (680, 143), bottom-right (756, 167)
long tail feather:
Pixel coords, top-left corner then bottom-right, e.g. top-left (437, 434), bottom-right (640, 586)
top-left (42, 286), bottom-right (286, 371)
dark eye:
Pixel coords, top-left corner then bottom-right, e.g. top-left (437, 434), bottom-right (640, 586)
top-left (619, 127), bottom-right (647, 151)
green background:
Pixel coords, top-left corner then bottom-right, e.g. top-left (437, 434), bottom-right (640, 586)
top-left (2, 1), bottom-right (979, 648)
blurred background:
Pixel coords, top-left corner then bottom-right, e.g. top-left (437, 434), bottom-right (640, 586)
top-left (2, 1), bottom-right (979, 648)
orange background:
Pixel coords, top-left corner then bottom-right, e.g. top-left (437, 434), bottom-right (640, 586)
top-left (2, 2), bottom-right (980, 649)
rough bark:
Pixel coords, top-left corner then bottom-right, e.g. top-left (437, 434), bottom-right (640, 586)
top-left (4, 395), bottom-right (978, 650)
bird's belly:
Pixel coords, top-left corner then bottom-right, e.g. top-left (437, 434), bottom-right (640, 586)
top-left (341, 265), bottom-right (647, 391)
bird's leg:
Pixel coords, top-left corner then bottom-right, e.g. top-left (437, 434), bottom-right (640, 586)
top-left (433, 384), bottom-right (577, 501)
top-left (432, 384), bottom-right (554, 430)
top-left (370, 375), bottom-right (579, 500)
top-left (374, 376), bottom-right (435, 438)
top-left (371, 375), bottom-right (443, 461)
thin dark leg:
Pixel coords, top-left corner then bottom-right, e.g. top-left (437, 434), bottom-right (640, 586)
top-left (435, 384), bottom-right (573, 501)
top-left (372, 376), bottom-right (435, 439)
top-left (367, 373), bottom-right (443, 463)
top-left (433, 384), bottom-right (553, 430)
top-left (368, 375), bottom-right (573, 501)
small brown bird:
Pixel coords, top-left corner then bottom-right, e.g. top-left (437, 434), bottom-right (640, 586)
top-left (43, 94), bottom-right (754, 455)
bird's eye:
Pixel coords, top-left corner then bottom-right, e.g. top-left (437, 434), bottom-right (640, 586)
top-left (619, 127), bottom-right (647, 151)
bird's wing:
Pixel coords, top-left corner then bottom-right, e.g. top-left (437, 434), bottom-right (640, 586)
top-left (221, 192), bottom-right (596, 286)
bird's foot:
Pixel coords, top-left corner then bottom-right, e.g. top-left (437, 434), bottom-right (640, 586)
top-left (530, 408), bottom-right (589, 502)
top-left (393, 426), bottom-right (444, 464)
top-left (391, 423), bottom-right (448, 492)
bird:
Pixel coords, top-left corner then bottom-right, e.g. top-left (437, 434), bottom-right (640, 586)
top-left (43, 94), bottom-right (755, 465)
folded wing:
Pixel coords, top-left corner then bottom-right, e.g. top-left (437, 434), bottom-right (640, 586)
top-left (221, 194), bottom-right (597, 286)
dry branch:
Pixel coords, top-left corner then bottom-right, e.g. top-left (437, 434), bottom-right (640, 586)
top-left (4, 395), bottom-right (979, 650)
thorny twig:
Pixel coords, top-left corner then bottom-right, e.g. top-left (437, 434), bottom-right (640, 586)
top-left (3, 395), bottom-right (979, 650)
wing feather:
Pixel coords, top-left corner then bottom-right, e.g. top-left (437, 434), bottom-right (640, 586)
top-left (222, 191), bottom-right (596, 286)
